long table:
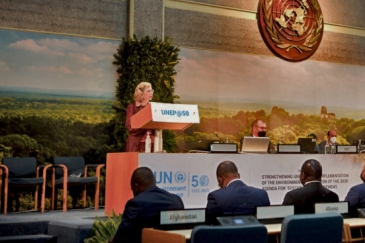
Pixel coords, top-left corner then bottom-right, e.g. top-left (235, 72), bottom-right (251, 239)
top-left (105, 153), bottom-right (365, 215)
top-left (167, 218), bottom-right (365, 242)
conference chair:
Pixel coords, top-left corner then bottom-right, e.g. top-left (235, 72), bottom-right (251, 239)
top-left (190, 224), bottom-right (268, 243)
top-left (0, 157), bottom-right (52, 214)
top-left (51, 156), bottom-right (105, 212)
top-left (280, 212), bottom-right (343, 243)
top-left (142, 228), bottom-right (185, 243)
top-left (342, 222), bottom-right (365, 243)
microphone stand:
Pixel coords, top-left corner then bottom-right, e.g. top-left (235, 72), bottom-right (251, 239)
top-left (215, 133), bottom-right (226, 143)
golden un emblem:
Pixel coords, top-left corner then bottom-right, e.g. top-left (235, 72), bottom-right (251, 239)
top-left (258, 0), bottom-right (324, 62)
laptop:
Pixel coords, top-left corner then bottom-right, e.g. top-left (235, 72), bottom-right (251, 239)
top-left (297, 138), bottom-right (316, 154)
top-left (240, 136), bottom-right (270, 154)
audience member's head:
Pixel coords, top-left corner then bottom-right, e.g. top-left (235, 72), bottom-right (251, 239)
top-left (251, 119), bottom-right (267, 137)
top-left (130, 167), bottom-right (156, 196)
top-left (216, 161), bottom-right (240, 188)
top-left (300, 159), bottom-right (322, 185)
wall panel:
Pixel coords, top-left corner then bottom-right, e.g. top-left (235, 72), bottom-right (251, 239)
top-left (165, 9), bottom-right (272, 56)
top-left (188, 0), bottom-right (258, 11)
top-left (133, 0), bottom-right (163, 39)
top-left (166, 8), bottom-right (365, 66)
top-left (0, 0), bottom-right (127, 39)
top-left (189, 0), bottom-right (365, 29)
top-left (320, 0), bottom-right (365, 29)
top-left (312, 32), bottom-right (365, 65)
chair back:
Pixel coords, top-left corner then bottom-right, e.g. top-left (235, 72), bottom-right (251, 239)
top-left (280, 212), bottom-right (343, 243)
top-left (53, 156), bottom-right (85, 178)
top-left (142, 228), bottom-right (185, 243)
top-left (190, 224), bottom-right (268, 243)
top-left (2, 157), bottom-right (37, 178)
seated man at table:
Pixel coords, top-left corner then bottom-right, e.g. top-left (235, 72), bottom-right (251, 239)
top-left (345, 164), bottom-right (365, 217)
top-left (110, 167), bottom-right (184, 243)
top-left (318, 129), bottom-right (339, 154)
top-left (206, 160), bottom-right (270, 224)
top-left (282, 159), bottom-right (339, 214)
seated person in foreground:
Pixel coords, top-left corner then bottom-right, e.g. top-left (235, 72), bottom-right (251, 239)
top-left (110, 167), bottom-right (184, 243)
top-left (206, 160), bottom-right (270, 224)
top-left (282, 159), bottom-right (339, 214)
top-left (345, 164), bottom-right (365, 217)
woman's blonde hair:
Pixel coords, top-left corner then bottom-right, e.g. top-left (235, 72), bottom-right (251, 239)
top-left (134, 82), bottom-right (152, 102)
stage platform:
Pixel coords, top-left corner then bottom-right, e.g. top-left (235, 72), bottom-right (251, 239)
top-left (0, 208), bottom-right (106, 243)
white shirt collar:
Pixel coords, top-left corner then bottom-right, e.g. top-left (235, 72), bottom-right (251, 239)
top-left (304, 180), bottom-right (321, 186)
top-left (227, 178), bottom-right (241, 187)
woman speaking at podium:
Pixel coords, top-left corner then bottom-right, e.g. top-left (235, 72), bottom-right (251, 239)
top-left (125, 82), bottom-right (155, 152)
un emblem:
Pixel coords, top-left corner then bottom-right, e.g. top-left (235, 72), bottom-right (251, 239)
top-left (199, 175), bottom-right (209, 186)
top-left (258, 0), bottom-right (324, 61)
top-left (174, 172), bottom-right (186, 183)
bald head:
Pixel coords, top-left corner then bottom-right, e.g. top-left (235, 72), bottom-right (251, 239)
top-left (300, 159), bottom-right (322, 184)
top-left (216, 161), bottom-right (240, 188)
top-left (131, 167), bottom-right (156, 196)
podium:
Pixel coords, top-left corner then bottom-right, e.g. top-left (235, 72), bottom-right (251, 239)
top-left (130, 102), bottom-right (200, 152)
top-left (105, 102), bottom-right (199, 215)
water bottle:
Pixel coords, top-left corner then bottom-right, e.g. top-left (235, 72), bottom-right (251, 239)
top-left (325, 144), bottom-right (329, 154)
top-left (145, 132), bottom-right (151, 153)
top-left (358, 139), bottom-right (362, 153)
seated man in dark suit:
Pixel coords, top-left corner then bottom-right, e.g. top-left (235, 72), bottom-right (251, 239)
top-left (110, 167), bottom-right (184, 243)
top-left (282, 159), bottom-right (339, 214)
top-left (206, 160), bottom-right (270, 224)
top-left (345, 164), bottom-right (365, 216)
top-left (318, 129), bottom-right (339, 154)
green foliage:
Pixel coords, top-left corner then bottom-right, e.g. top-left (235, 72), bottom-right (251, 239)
top-left (0, 95), bottom-right (112, 212)
top-left (0, 134), bottom-right (40, 158)
top-left (84, 211), bottom-right (122, 243)
top-left (175, 105), bottom-right (363, 151)
top-left (111, 35), bottom-right (180, 152)
top-left (0, 115), bottom-right (112, 163)
top-left (0, 96), bottom-right (114, 124)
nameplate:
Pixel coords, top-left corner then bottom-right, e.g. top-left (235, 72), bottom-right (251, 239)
top-left (277, 144), bottom-right (301, 153)
top-left (210, 143), bottom-right (238, 153)
top-left (151, 102), bottom-right (200, 123)
top-left (256, 205), bottom-right (294, 220)
top-left (336, 145), bottom-right (357, 154)
top-left (315, 202), bottom-right (348, 214)
top-left (160, 209), bottom-right (205, 225)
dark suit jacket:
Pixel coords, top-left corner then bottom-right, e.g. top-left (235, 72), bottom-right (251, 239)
top-left (318, 140), bottom-right (339, 154)
top-left (112, 185), bottom-right (184, 243)
top-left (282, 182), bottom-right (339, 214)
top-left (206, 180), bottom-right (270, 224)
top-left (345, 183), bottom-right (365, 216)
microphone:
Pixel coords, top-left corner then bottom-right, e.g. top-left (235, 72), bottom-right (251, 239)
top-left (215, 133), bottom-right (225, 143)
